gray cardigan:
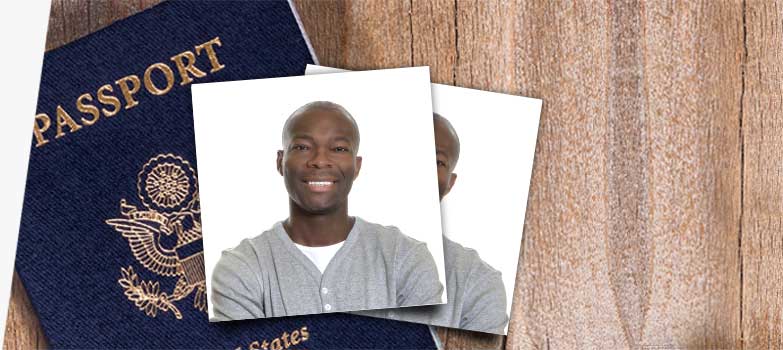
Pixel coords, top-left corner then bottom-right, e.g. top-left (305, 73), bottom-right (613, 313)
top-left (356, 237), bottom-right (508, 334)
top-left (209, 217), bottom-right (444, 320)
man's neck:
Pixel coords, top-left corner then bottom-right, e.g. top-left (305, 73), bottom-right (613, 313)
top-left (284, 204), bottom-right (354, 247)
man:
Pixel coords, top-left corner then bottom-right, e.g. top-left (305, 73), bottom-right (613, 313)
top-left (209, 101), bottom-right (443, 320)
top-left (361, 113), bottom-right (509, 334)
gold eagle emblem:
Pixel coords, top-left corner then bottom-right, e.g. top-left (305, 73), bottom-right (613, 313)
top-left (106, 154), bottom-right (206, 319)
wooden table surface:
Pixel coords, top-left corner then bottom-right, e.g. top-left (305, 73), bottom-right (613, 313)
top-left (4, 1), bottom-right (782, 349)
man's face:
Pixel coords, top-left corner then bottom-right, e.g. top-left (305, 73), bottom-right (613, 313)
top-left (277, 108), bottom-right (362, 214)
top-left (434, 118), bottom-right (458, 200)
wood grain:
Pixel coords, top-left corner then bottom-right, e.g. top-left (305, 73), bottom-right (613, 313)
top-left (503, 1), bottom-right (744, 348)
top-left (638, 2), bottom-right (743, 347)
top-left (294, 0), bottom-right (412, 69)
top-left (45, 0), bottom-right (154, 51)
top-left (408, 1), bottom-right (506, 348)
top-left (742, 0), bottom-right (783, 348)
top-left (411, 0), bottom-right (457, 85)
top-left (5, 1), bottom-right (782, 349)
top-left (3, 274), bottom-right (46, 350)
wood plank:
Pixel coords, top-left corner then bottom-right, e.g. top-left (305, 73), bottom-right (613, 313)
top-left (87, 0), bottom-right (133, 32)
top-left (411, 0), bottom-right (457, 85)
top-left (409, 1), bottom-right (506, 348)
top-left (742, 0), bottom-right (783, 348)
top-left (3, 273), bottom-right (47, 350)
top-left (44, 0), bottom-right (66, 51)
top-left (440, 329), bottom-right (504, 350)
top-left (48, 0), bottom-right (89, 51)
top-left (455, 1), bottom-right (743, 348)
top-left (45, 0), bottom-right (155, 51)
top-left (638, 2), bottom-right (743, 347)
top-left (293, 0), bottom-right (412, 70)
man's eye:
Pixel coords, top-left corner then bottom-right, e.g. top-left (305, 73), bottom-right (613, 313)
top-left (437, 160), bottom-right (447, 167)
top-left (292, 144), bottom-right (309, 151)
top-left (334, 147), bottom-right (349, 152)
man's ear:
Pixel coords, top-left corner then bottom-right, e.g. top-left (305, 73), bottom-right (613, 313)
top-left (446, 172), bottom-right (458, 195)
top-left (354, 156), bottom-right (363, 179)
top-left (277, 150), bottom-right (284, 176)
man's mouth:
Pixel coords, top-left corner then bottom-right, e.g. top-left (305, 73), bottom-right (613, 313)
top-left (308, 181), bottom-right (335, 186)
top-left (303, 179), bottom-right (337, 192)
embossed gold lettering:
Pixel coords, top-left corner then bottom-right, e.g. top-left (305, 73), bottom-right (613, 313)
top-left (55, 105), bottom-right (83, 138)
top-left (171, 50), bottom-right (206, 85)
top-left (33, 37), bottom-right (229, 149)
top-left (97, 84), bottom-right (122, 117)
top-left (236, 326), bottom-right (309, 350)
top-left (115, 75), bottom-right (142, 109)
top-left (280, 332), bottom-right (290, 348)
top-left (76, 93), bottom-right (100, 126)
top-left (195, 37), bottom-right (226, 73)
top-left (33, 113), bottom-right (51, 147)
top-left (143, 62), bottom-right (175, 96)
top-left (300, 326), bottom-right (309, 341)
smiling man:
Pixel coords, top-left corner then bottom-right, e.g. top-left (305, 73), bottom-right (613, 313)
top-left (358, 113), bottom-right (509, 334)
top-left (209, 101), bottom-right (444, 320)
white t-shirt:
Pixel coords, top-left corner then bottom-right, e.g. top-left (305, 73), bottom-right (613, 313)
top-left (293, 241), bottom-right (345, 273)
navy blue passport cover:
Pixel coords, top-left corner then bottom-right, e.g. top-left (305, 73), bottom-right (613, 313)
top-left (14, 1), bottom-right (437, 349)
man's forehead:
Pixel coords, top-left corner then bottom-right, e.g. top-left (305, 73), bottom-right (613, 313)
top-left (283, 107), bottom-right (360, 148)
top-left (289, 131), bottom-right (355, 143)
top-left (288, 112), bottom-right (355, 135)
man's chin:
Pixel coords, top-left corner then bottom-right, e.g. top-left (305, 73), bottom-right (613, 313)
top-left (295, 200), bottom-right (342, 215)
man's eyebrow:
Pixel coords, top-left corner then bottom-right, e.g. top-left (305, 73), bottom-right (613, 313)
top-left (436, 149), bottom-right (450, 158)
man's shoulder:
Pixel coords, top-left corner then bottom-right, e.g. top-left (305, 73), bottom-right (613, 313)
top-left (218, 222), bottom-right (281, 262)
top-left (444, 237), bottom-right (501, 278)
top-left (355, 217), bottom-right (425, 248)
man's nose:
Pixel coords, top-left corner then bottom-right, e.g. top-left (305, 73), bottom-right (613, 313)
top-left (306, 148), bottom-right (332, 168)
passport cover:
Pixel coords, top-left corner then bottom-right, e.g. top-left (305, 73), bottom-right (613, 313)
top-left (14, 1), bottom-right (437, 349)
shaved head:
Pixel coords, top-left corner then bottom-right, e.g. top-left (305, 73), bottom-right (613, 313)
top-left (282, 101), bottom-right (360, 152)
top-left (433, 113), bottom-right (460, 170)
top-left (433, 113), bottom-right (460, 200)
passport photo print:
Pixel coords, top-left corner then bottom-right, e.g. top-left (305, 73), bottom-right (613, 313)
top-left (191, 67), bottom-right (446, 321)
top-left (307, 65), bottom-right (542, 335)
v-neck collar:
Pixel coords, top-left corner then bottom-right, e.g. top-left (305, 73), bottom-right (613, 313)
top-left (272, 217), bottom-right (365, 284)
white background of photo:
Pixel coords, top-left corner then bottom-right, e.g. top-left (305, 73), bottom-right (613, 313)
top-left (433, 85), bottom-right (540, 327)
top-left (192, 67), bottom-right (446, 319)
top-left (307, 65), bottom-right (542, 334)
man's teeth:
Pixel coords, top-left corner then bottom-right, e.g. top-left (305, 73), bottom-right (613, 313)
top-left (308, 181), bottom-right (333, 186)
